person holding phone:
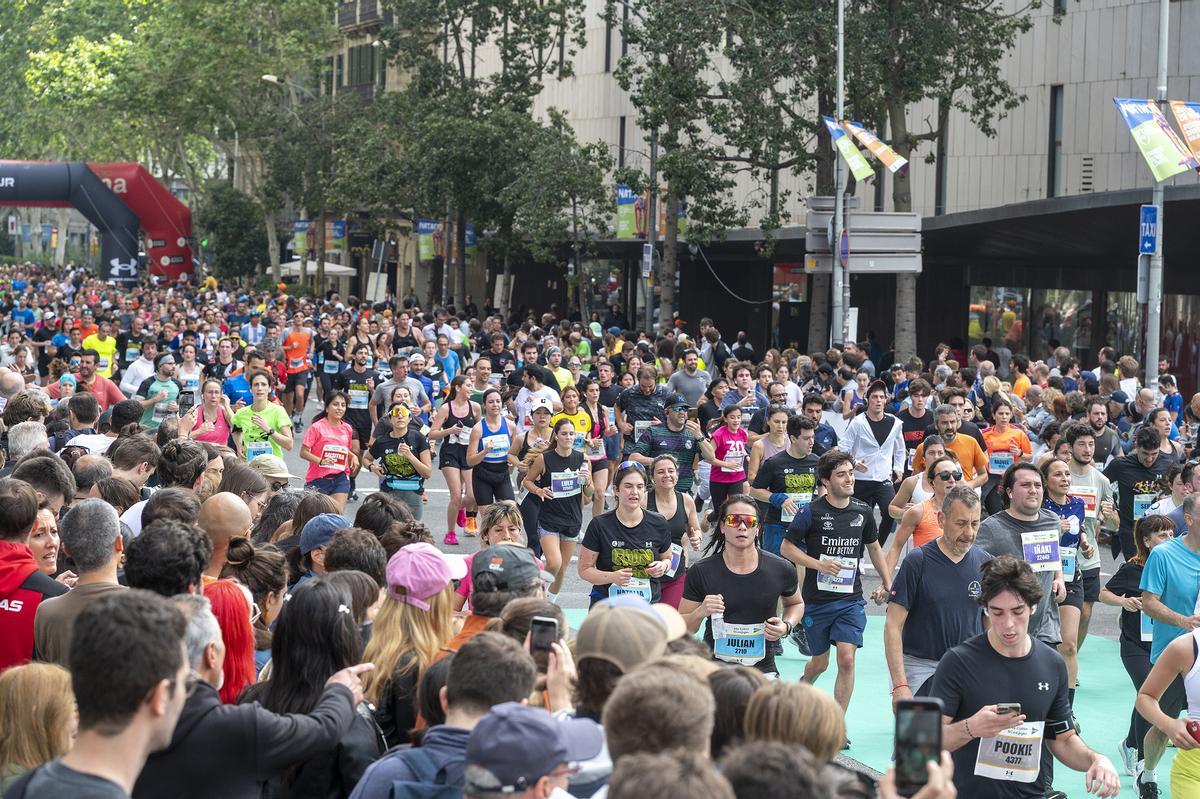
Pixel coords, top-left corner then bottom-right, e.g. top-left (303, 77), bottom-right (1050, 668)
top-left (926, 555), bottom-right (1120, 799)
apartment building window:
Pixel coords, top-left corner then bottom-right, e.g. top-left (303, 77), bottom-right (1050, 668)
top-left (336, 54), bottom-right (345, 88)
top-left (934, 98), bottom-right (949, 215)
top-left (1048, 85), bottom-right (1064, 198)
top-left (604, 17), bottom-right (613, 71)
top-left (618, 116), bottom-right (626, 169)
top-left (621, 2), bottom-right (629, 57)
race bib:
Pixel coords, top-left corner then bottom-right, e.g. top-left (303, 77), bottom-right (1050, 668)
top-left (550, 470), bottom-right (581, 499)
top-left (323, 360), bottom-right (339, 374)
top-left (606, 407), bottom-right (616, 426)
top-left (721, 452), bottom-right (745, 474)
top-left (988, 451), bottom-right (1015, 476)
top-left (667, 543), bottom-right (684, 578)
top-left (289, 357), bottom-right (304, 369)
top-left (364, 356), bottom-right (374, 369)
top-left (98, 356), bottom-right (109, 370)
top-left (245, 440), bottom-right (272, 462)
top-left (585, 439), bottom-right (604, 460)
top-left (1134, 494), bottom-right (1157, 520)
top-left (482, 434), bottom-right (509, 458)
top-left (634, 420), bottom-right (652, 442)
top-left (348, 389), bottom-right (369, 409)
top-left (124, 347), bottom-right (140, 362)
top-left (609, 577), bottom-right (652, 601)
top-left (323, 445), bottom-right (349, 469)
top-left (1070, 487), bottom-right (1098, 520)
top-left (781, 492), bottom-right (813, 524)
top-left (1141, 611), bottom-right (1154, 642)
top-left (974, 721), bottom-right (1044, 783)
top-left (713, 621), bottom-right (767, 665)
top-left (184, 377), bottom-right (199, 390)
top-left (906, 448), bottom-right (917, 471)
top-left (1060, 546), bottom-right (1077, 582)
top-left (572, 430), bottom-right (586, 452)
top-left (816, 555), bottom-right (857, 593)
top-left (1021, 530), bottom-right (1061, 572)
top-left (153, 402), bottom-right (170, 419)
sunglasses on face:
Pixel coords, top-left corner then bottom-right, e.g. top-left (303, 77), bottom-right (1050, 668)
top-left (269, 481), bottom-right (288, 492)
top-left (723, 513), bottom-right (758, 529)
top-left (936, 470), bottom-right (964, 481)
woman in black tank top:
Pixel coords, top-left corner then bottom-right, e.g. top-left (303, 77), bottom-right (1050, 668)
top-left (428, 376), bottom-right (480, 545)
top-left (646, 454), bottom-right (702, 609)
top-left (522, 418), bottom-right (592, 600)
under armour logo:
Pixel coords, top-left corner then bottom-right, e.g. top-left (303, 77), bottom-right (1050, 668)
top-left (1038, 682), bottom-right (1049, 691)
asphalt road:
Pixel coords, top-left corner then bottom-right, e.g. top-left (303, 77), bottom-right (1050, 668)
top-left (281, 398), bottom-right (1127, 636)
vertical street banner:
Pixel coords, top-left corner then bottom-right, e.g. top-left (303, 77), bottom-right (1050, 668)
top-left (418, 219), bottom-right (438, 260)
top-left (1113, 98), bottom-right (1198, 181)
top-left (292, 221), bottom-right (310, 256)
top-left (1168, 101), bottom-right (1200, 160)
top-left (842, 121), bottom-right (909, 173)
top-left (822, 116), bottom-right (874, 182)
top-left (616, 184), bottom-right (638, 239)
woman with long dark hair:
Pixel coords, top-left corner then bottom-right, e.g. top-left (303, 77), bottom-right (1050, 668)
top-left (523, 417), bottom-right (591, 601)
top-left (222, 537), bottom-right (289, 674)
top-left (240, 578), bottom-right (384, 798)
top-left (301, 392), bottom-right (358, 510)
top-left (427, 374), bottom-right (479, 545)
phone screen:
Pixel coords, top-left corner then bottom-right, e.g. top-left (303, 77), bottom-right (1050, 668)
top-left (529, 616), bottom-right (559, 673)
top-left (687, 408), bottom-right (698, 423)
top-left (895, 699), bottom-right (943, 797)
top-left (178, 392), bottom-right (195, 416)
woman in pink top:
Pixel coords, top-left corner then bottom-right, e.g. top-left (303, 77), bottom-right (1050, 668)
top-left (701, 404), bottom-right (749, 522)
top-left (187, 378), bottom-right (234, 445)
top-left (451, 502), bottom-right (544, 612)
top-left (301, 391), bottom-right (358, 510)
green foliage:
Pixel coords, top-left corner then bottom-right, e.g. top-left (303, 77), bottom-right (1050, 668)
top-left (196, 182), bottom-right (270, 279)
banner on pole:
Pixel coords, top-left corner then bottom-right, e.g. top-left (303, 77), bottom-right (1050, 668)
top-left (1169, 101), bottom-right (1200, 159)
top-left (417, 219), bottom-right (439, 261)
top-left (1113, 98), bottom-right (1198, 181)
top-left (842, 121), bottom-right (909, 173)
top-left (822, 116), bottom-right (874, 182)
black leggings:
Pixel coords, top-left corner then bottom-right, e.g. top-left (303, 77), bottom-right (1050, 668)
top-left (708, 480), bottom-right (747, 521)
top-left (472, 461), bottom-right (515, 505)
top-left (853, 479), bottom-right (897, 543)
top-left (1122, 650), bottom-right (1153, 759)
top-left (520, 493), bottom-right (543, 559)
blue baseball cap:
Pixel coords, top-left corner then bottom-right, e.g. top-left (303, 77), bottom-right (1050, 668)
top-left (299, 513), bottom-right (352, 555)
top-left (464, 703), bottom-right (603, 793)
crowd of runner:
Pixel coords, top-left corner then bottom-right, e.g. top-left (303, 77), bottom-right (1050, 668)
top-left (4, 259), bottom-right (1200, 798)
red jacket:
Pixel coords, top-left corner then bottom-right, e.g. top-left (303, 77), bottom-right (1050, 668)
top-left (0, 540), bottom-right (68, 669)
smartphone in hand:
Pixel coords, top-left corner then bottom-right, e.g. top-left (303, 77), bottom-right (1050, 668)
top-left (894, 697), bottom-right (944, 797)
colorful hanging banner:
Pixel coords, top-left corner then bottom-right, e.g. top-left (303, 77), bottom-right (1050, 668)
top-left (842, 121), bottom-right (909, 173)
top-left (417, 219), bottom-right (438, 261)
top-left (1113, 98), bottom-right (1198, 181)
top-left (822, 116), bottom-right (874, 182)
top-left (1169, 101), bottom-right (1200, 159)
top-left (616, 184), bottom-right (638, 239)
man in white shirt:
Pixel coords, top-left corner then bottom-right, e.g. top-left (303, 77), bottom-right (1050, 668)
top-left (119, 338), bottom-right (159, 397)
top-left (837, 379), bottom-right (905, 543)
top-left (511, 365), bottom-right (561, 435)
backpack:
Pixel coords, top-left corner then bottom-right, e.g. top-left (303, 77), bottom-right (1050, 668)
top-left (389, 746), bottom-right (462, 799)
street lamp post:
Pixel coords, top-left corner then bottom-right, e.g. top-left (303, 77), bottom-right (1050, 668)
top-left (1144, 0), bottom-right (1169, 391)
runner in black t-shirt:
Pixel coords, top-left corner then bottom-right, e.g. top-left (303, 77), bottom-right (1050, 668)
top-left (897, 377), bottom-right (934, 476)
top-left (363, 403), bottom-right (432, 521)
top-left (781, 449), bottom-right (890, 719)
top-left (1103, 425), bottom-right (1173, 560)
top-left (749, 414), bottom-right (819, 557)
top-left (927, 555), bottom-right (1120, 799)
top-left (679, 494), bottom-right (802, 675)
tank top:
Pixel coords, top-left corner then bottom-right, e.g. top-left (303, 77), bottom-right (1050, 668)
top-left (1186, 629), bottom-right (1200, 723)
top-left (537, 448), bottom-right (587, 532)
top-left (910, 476), bottom-right (936, 505)
top-left (759, 435), bottom-right (788, 463)
top-left (193, 404), bottom-right (231, 446)
top-left (442, 401), bottom-right (477, 447)
top-left (393, 329), bottom-right (420, 351)
top-left (478, 416), bottom-right (512, 464)
top-left (647, 490), bottom-right (688, 545)
top-left (913, 498), bottom-right (942, 548)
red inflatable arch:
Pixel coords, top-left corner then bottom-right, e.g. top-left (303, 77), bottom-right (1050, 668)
top-left (88, 163), bottom-right (193, 281)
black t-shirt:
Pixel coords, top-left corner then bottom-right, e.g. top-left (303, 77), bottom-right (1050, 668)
top-left (927, 633), bottom-right (1072, 799)
top-left (898, 408), bottom-right (931, 470)
top-left (335, 367), bottom-right (379, 428)
top-left (1103, 561), bottom-right (1150, 657)
top-left (204, 358), bottom-right (241, 380)
top-left (22, 759), bottom-right (130, 798)
top-left (785, 496), bottom-right (878, 604)
top-left (580, 510), bottom-right (673, 601)
top-left (486, 350), bottom-right (516, 372)
top-left (1103, 452), bottom-right (1173, 539)
top-left (368, 429), bottom-right (431, 492)
top-left (597, 383), bottom-right (621, 409)
top-left (536, 448), bottom-right (587, 533)
top-left (751, 451), bottom-right (818, 525)
top-left (682, 550), bottom-right (798, 674)
top-left (888, 541), bottom-right (990, 662)
top-left (697, 401), bottom-right (722, 437)
top-left (867, 414), bottom-right (893, 447)
top-left (115, 332), bottom-right (143, 368)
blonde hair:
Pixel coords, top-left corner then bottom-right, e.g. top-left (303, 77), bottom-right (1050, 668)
top-left (0, 663), bottom-right (74, 773)
top-left (743, 681), bottom-right (846, 763)
top-left (361, 584), bottom-right (456, 706)
top-left (479, 501), bottom-right (526, 548)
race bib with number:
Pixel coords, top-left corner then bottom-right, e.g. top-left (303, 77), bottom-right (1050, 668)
top-left (585, 439), bottom-right (604, 460)
top-left (289, 357), bottom-right (304, 370)
top-left (323, 360), bottom-right (340, 374)
top-left (153, 402), bottom-right (170, 420)
top-left (1060, 546), bottom-right (1077, 582)
top-left (184, 377), bottom-right (199, 391)
top-left (1141, 611), bottom-right (1154, 642)
top-left (482, 434), bottom-right (510, 458)
top-left (348, 389), bottom-right (369, 409)
top-left (974, 721), bottom-right (1044, 783)
top-left (550, 470), bottom-right (581, 499)
top-left (608, 577), bottom-right (652, 601)
top-left (634, 420), bottom-right (652, 442)
top-left (713, 621), bottom-right (767, 665)
top-left (1134, 494), bottom-right (1157, 520)
top-left (781, 492), bottom-right (813, 524)
top-left (98, 356), bottom-right (109, 370)
top-left (124, 347), bottom-right (140, 362)
top-left (245, 441), bottom-right (272, 462)
top-left (1070, 487), bottom-right (1098, 520)
top-left (1020, 530), bottom-right (1061, 572)
top-left (323, 445), bottom-right (349, 468)
top-left (816, 555), bottom-right (857, 593)
top-left (721, 451), bottom-right (745, 474)
top-left (988, 451), bottom-right (1015, 476)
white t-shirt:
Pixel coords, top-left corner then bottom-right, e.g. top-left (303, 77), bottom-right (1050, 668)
top-left (513, 386), bottom-right (560, 435)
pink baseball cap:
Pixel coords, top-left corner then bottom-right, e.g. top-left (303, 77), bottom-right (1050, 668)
top-left (386, 543), bottom-right (468, 610)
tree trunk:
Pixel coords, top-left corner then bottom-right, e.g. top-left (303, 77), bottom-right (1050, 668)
top-left (887, 98), bottom-right (917, 362)
top-left (660, 189), bottom-right (679, 330)
top-left (54, 208), bottom-right (70, 268)
top-left (499, 251), bottom-right (512, 319)
top-left (316, 210), bottom-right (326, 296)
top-left (265, 208), bottom-right (281, 285)
top-left (454, 210), bottom-right (467, 310)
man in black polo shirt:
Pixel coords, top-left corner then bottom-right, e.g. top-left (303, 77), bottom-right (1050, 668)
top-left (1104, 425), bottom-right (1174, 560)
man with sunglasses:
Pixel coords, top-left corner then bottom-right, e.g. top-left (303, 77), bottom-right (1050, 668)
top-left (629, 393), bottom-right (702, 494)
top-left (679, 496), bottom-right (803, 676)
top-left (782, 449), bottom-right (890, 717)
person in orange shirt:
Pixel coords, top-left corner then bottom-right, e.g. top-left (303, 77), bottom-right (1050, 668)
top-left (282, 312), bottom-right (313, 429)
top-left (76, 307), bottom-right (99, 339)
top-left (981, 397), bottom-right (1033, 513)
top-left (912, 404), bottom-right (988, 489)
top-left (1010, 354), bottom-right (1032, 399)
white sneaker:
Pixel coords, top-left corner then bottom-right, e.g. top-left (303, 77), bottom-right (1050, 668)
top-left (1118, 739), bottom-right (1137, 776)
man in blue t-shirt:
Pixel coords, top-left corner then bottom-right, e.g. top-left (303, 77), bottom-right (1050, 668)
top-left (884, 486), bottom-right (989, 704)
top-left (1137, 491), bottom-right (1200, 796)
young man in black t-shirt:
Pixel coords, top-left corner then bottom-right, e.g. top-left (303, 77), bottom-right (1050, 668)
top-left (927, 555), bottom-right (1120, 799)
top-left (897, 377), bottom-right (934, 475)
top-left (679, 494), bottom-right (802, 676)
top-left (1103, 425), bottom-right (1173, 560)
top-left (782, 450), bottom-right (890, 715)
top-left (750, 414), bottom-right (819, 557)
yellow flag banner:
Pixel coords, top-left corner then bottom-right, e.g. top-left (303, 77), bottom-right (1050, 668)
top-left (842, 121), bottom-right (909, 174)
top-left (822, 116), bottom-right (874, 182)
top-left (1113, 98), bottom-right (1197, 182)
top-left (1169, 101), bottom-right (1200, 159)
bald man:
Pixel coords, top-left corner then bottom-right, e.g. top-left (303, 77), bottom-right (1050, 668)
top-left (197, 492), bottom-right (253, 582)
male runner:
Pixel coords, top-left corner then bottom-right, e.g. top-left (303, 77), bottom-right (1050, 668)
top-left (749, 415), bottom-right (819, 557)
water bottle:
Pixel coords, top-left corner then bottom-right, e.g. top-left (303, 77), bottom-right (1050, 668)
top-left (711, 612), bottom-right (725, 648)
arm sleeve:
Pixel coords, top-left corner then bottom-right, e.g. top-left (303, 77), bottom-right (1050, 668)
top-left (751, 457), bottom-right (774, 490)
top-left (1043, 656), bottom-right (1074, 738)
top-left (1140, 547), bottom-right (1168, 595)
top-left (889, 551), bottom-right (922, 610)
top-left (784, 506), bottom-right (812, 549)
top-left (682, 564), bottom-right (706, 603)
top-left (836, 418), bottom-right (856, 454)
top-left (891, 422), bottom-right (905, 473)
top-left (926, 649), bottom-right (965, 719)
top-left (251, 684), bottom-right (356, 777)
top-left (1103, 563), bottom-right (1135, 597)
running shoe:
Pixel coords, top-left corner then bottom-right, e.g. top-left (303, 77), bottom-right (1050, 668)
top-left (1138, 777), bottom-right (1159, 799)
top-left (1045, 791), bottom-right (1067, 799)
top-left (444, 531), bottom-right (459, 546)
top-left (789, 623), bottom-right (811, 656)
top-left (1118, 739), bottom-right (1137, 777)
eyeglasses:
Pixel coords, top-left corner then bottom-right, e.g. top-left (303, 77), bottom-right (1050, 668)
top-left (723, 513), bottom-right (758, 529)
top-left (618, 460), bottom-right (646, 473)
top-left (249, 602), bottom-right (262, 625)
top-left (935, 470), bottom-right (964, 481)
top-left (269, 481), bottom-right (288, 492)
